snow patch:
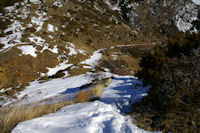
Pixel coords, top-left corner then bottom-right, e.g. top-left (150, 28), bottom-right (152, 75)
top-left (49, 45), bottom-right (59, 54)
top-left (66, 42), bottom-right (86, 56)
top-left (17, 45), bottom-right (37, 57)
top-left (191, 0), bottom-right (200, 5)
top-left (81, 50), bottom-right (102, 66)
top-left (104, 0), bottom-right (121, 11)
top-left (14, 74), bottom-right (96, 105)
top-left (29, 34), bottom-right (45, 46)
top-left (31, 10), bottom-right (47, 32)
top-left (100, 76), bottom-right (149, 113)
top-left (175, 3), bottom-right (199, 32)
top-left (29, 0), bottom-right (41, 4)
top-left (94, 2), bottom-right (105, 14)
top-left (83, 65), bottom-right (93, 69)
top-left (47, 24), bottom-right (55, 32)
top-left (40, 44), bottom-right (58, 54)
top-left (46, 61), bottom-right (72, 77)
top-left (48, 35), bottom-right (54, 39)
top-left (0, 20), bottom-right (25, 52)
top-left (53, 0), bottom-right (64, 7)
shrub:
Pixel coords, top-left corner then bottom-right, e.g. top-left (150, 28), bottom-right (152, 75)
top-left (86, 38), bottom-right (93, 45)
top-left (101, 59), bottom-right (129, 75)
top-left (132, 32), bottom-right (200, 132)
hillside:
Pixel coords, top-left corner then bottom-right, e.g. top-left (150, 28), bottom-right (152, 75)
top-left (0, 0), bottom-right (151, 105)
top-left (0, 0), bottom-right (199, 133)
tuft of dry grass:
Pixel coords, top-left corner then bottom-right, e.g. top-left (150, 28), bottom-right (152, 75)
top-left (0, 101), bottom-right (74, 133)
top-left (90, 84), bottom-right (104, 98)
top-left (76, 78), bottom-right (112, 103)
top-left (105, 78), bottom-right (112, 87)
top-left (76, 91), bottom-right (90, 103)
top-left (0, 78), bottom-right (112, 133)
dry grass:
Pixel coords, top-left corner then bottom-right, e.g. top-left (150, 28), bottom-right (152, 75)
top-left (76, 78), bottom-right (112, 102)
top-left (76, 91), bottom-right (90, 103)
top-left (0, 101), bottom-right (74, 133)
top-left (76, 84), bottom-right (104, 103)
top-left (90, 84), bottom-right (104, 98)
top-left (105, 78), bottom-right (112, 87)
top-left (0, 78), bottom-right (112, 133)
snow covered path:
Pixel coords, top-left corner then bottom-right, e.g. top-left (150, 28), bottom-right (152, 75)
top-left (12, 101), bottom-right (151, 133)
top-left (100, 76), bottom-right (149, 113)
top-left (12, 75), bottom-right (153, 133)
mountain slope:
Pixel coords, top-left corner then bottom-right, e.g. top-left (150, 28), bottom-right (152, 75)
top-left (0, 0), bottom-right (144, 103)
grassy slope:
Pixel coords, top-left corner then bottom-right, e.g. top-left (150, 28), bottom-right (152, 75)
top-left (0, 0), bottom-right (144, 93)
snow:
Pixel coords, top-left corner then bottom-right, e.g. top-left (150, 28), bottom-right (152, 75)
top-left (176, 18), bottom-right (193, 32)
top-left (48, 35), bottom-right (54, 39)
top-left (46, 61), bottom-right (72, 76)
top-left (53, 0), bottom-right (64, 7)
top-left (15, 77), bottom-right (78, 104)
top-left (40, 44), bottom-right (59, 54)
top-left (100, 76), bottom-right (149, 113)
top-left (31, 10), bottom-right (47, 32)
top-left (5, 6), bottom-right (15, 13)
top-left (17, 45), bottom-right (37, 57)
top-left (66, 42), bottom-right (86, 56)
top-left (29, 34), bottom-right (45, 46)
top-left (175, 3), bottom-right (199, 32)
top-left (104, 0), bottom-right (121, 11)
top-left (80, 44), bottom-right (149, 67)
top-left (12, 101), bottom-right (151, 133)
top-left (29, 0), bottom-right (40, 4)
top-left (47, 24), bottom-right (55, 32)
top-left (81, 50), bottom-right (102, 66)
top-left (66, 43), bottom-right (78, 56)
top-left (83, 65), bottom-right (93, 69)
top-left (13, 73), bottom-right (105, 105)
top-left (94, 2), bottom-right (105, 14)
top-left (12, 74), bottom-right (152, 133)
top-left (49, 45), bottom-right (59, 54)
top-left (191, 0), bottom-right (200, 5)
top-left (0, 20), bottom-right (25, 52)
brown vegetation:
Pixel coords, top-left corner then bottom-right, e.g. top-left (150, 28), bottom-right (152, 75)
top-left (0, 77), bottom-right (112, 133)
top-left (0, 101), bottom-right (74, 133)
top-left (0, 48), bottom-right (58, 91)
top-left (76, 78), bottom-right (112, 102)
top-left (0, 0), bottom-right (140, 95)
top-left (76, 90), bottom-right (90, 103)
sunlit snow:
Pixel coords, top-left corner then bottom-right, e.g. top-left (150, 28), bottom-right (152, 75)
top-left (12, 74), bottom-right (153, 133)
top-left (47, 24), bottom-right (55, 32)
top-left (81, 50), bottom-right (102, 66)
top-left (17, 45), bottom-right (37, 57)
top-left (46, 61), bottom-right (72, 77)
top-left (191, 0), bottom-right (200, 5)
top-left (12, 101), bottom-right (152, 133)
